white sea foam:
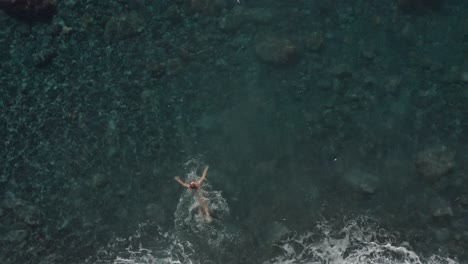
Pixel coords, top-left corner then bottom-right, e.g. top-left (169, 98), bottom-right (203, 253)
top-left (91, 162), bottom-right (459, 264)
top-left (264, 216), bottom-right (458, 264)
top-left (92, 216), bottom-right (459, 264)
top-left (88, 222), bottom-right (198, 264)
top-left (95, 163), bottom-right (234, 264)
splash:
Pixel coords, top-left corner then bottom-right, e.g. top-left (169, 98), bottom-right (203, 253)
top-left (85, 161), bottom-right (460, 264)
top-left (174, 166), bottom-right (230, 225)
top-left (173, 163), bottom-right (237, 252)
top-left (90, 222), bottom-right (198, 264)
top-left (264, 216), bottom-right (458, 264)
top-left (88, 215), bottom-right (459, 264)
top-left (93, 162), bottom-right (236, 264)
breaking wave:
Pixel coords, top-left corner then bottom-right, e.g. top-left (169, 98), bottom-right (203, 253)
top-left (93, 216), bottom-right (458, 264)
top-left (91, 222), bottom-right (198, 264)
top-left (264, 216), bottom-right (458, 264)
top-left (89, 163), bottom-right (458, 264)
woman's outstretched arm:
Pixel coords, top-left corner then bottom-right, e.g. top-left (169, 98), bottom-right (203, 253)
top-left (197, 166), bottom-right (209, 185)
top-left (174, 176), bottom-right (190, 189)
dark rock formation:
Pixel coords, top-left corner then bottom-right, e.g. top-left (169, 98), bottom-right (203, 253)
top-left (0, 0), bottom-right (57, 22)
top-left (398, 0), bottom-right (443, 14)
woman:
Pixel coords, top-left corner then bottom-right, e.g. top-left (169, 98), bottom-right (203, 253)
top-left (175, 165), bottom-right (212, 222)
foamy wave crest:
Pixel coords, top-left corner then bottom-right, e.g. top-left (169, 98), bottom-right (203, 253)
top-left (265, 216), bottom-right (458, 264)
top-left (92, 222), bottom-right (198, 264)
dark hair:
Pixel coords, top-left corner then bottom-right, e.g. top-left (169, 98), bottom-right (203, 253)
top-left (189, 182), bottom-right (197, 189)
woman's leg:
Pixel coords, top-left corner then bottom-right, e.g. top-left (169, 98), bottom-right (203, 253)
top-left (198, 205), bottom-right (203, 217)
top-left (198, 195), bottom-right (211, 221)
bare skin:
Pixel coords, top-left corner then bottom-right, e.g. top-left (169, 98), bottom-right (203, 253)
top-left (175, 166), bottom-right (211, 222)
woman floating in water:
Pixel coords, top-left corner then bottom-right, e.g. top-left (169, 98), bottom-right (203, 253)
top-left (175, 166), bottom-right (212, 222)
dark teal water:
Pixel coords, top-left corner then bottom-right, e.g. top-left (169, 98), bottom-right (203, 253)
top-left (0, 0), bottom-right (467, 263)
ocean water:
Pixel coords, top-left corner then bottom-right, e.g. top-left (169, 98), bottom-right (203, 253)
top-left (90, 172), bottom-right (459, 264)
top-left (1, 0), bottom-right (468, 263)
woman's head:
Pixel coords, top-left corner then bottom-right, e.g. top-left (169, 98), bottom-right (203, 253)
top-left (189, 182), bottom-right (198, 190)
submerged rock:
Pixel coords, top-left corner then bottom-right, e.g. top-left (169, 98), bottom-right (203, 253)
top-left (91, 173), bottom-right (108, 189)
top-left (104, 11), bottom-right (144, 41)
top-left (398, 0), bottom-right (443, 13)
top-left (331, 64), bottom-right (353, 79)
top-left (343, 170), bottom-right (380, 195)
top-left (255, 36), bottom-right (299, 66)
top-left (32, 48), bottom-right (57, 67)
top-left (0, 0), bottom-right (57, 22)
top-left (304, 31), bottom-right (324, 52)
top-left (15, 204), bottom-right (42, 226)
top-left (457, 194), bottom-right (468, 207)
top-left (0, 229), bottom-right (29, 244)
top-left (415, 145), bottom-right (455, 181)
top-left (2, 192), bottom-right (42, 226)
top-left (430, 197), bottom-right (453, 218)
top-left (2, 191), bottom-right (21, 209)
top-left (219, 6), bottom-right (273, 31)
top-left (432, 206), bottom-right (453, 218)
